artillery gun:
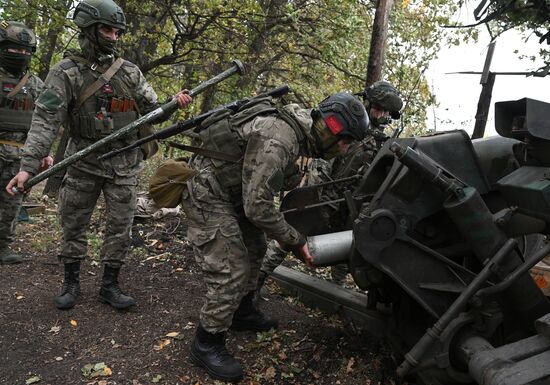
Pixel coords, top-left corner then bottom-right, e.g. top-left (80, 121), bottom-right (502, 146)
top-left (278, 97), bottom-right (550, 385)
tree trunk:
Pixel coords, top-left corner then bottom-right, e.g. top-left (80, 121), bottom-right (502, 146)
top-left (366, 0), bottom-right (395, 88)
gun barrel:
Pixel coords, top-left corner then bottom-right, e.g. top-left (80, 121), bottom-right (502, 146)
top-left (21, 60), bottom-right (245, 191)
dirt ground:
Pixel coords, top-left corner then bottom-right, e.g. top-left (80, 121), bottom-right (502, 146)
top-left (0, 194), bottom-right (398, 385)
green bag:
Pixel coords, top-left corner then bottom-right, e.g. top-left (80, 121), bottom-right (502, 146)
top-left (149, 158), bottom-right (198, 208)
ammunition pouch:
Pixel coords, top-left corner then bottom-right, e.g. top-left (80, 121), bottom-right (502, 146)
top-left (0, 107), bottom-right (33, 133)
top-left (76, 110), bottom-right (137, 140)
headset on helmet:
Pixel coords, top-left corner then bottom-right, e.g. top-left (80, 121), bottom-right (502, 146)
top-left (318, 92), bottom-right (370, 142)
top-left (73, 0), bottom-right (127, 31)
top-left (363, 80), bottom-right (403, 119)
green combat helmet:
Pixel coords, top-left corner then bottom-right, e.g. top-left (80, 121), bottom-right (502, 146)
top-left (363, 80), bottom-right (403, 120)
top-left (0, 21), bottom-right (37, 76)
top-left (73, 0), bottom-right (126, 30)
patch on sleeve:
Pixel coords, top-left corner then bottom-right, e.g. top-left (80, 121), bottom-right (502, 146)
top-left (35, 88), bottom-right (64, 113)
top-left (266, 168), bottom-right (284, 195)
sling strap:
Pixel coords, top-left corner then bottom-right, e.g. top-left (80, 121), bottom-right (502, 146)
top-left (0, 139), bottom-right (24, 147)
top-left (74, 57), bottom-right (124, 111)
top-left (6, 72), bottom-right (30, 98)
top-left (167, 141), bottom-right (242, 163)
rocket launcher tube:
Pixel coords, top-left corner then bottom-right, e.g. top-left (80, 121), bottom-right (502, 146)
top-left (17, 60), bottom-right (246, 192)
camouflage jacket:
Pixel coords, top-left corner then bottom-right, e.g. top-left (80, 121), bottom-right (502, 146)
top-left (186, 104), bottom-right (313, 248)
top-left (20, 54), bottom-right (160, 179)
top-left (0, 66), bottom-right (44, 162)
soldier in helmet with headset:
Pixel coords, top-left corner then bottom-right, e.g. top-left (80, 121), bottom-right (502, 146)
top-left (6, 0), bottom-right (193, 310)
top-left (257, 81), bottom-right (403, 291)
top-left (181, 91), bottom-right (369, 381)
top-left (0, 21), bottom-right (52, 265)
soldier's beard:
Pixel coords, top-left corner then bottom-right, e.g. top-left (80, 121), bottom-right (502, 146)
top-left (79, 27), bottom-right (118, 62)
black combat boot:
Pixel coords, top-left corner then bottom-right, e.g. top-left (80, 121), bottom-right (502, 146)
top-left (54, 261), bottom-right (81, 310)
top-left (252, 270), bottom-right (268, 305)
top-left (190, 324), bottom-right (243, 382)
top-left (231, 291), bottom-right (278, 332)
top-left (98, 265), bottom-right (136, 309)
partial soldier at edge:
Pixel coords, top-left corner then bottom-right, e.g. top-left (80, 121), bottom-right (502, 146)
top-left (257, 81), bottom-right (404, 292)
top-left (0, 21), bottom-right (51, 265)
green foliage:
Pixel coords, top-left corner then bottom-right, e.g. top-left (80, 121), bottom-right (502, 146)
top-left (470, 0), bottom-right (550, 43)
top-left (1, 0), bottom-right (474, 136)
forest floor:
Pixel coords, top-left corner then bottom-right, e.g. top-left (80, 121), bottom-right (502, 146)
top-left (0, 188), bottom-right (399, 385)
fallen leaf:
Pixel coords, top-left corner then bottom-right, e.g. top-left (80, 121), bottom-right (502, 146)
top-left (70, 320), bottom-right (77, 327)
top-left (165, 332), bottom-right (179, 338)
top-left (152, 374), bottom-right (163, 383)
top-left (346, 357), bottom-right (355, 373)
top-left (25, 376), bottom-right (41, 384)
top-left (153, 339), bottom-right (171, 351)
top-left (183, 322), bottom-right (195, 330)
top-left (278, 351), bottom-right (287, 360)
top-left (49, 326), bottom-right (61, 333)
top-left (81, 362), bottom-right (112, 378)
top-left (264, 366), bottom-right (276, 380)
top-left (98, 381), bottom-right (107, 385)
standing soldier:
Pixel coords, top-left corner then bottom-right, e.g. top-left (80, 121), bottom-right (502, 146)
top-left (6, 0), bottom-right (192, 310)
top-left (0, 21), bottom-right (50, 265)
top-left (182, 92), bottom-right (369, 381)
top-left (257, 81), bottom-right (403, 289)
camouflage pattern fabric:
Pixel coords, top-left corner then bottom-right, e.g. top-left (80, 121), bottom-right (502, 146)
top-left (0, 66), bottom-right (44, 162)
top-left (0, 66), bottom-right (43, 247)
top-left (58, 167), bottom-right (136, 266)
top-left (181, 104), bottom-right (312, 333)
top-left (19, 53), bottom-right (160, 265)
top-left (20, 56), bottom-right (159, 177)
top-left (261, 156), bottom-right (349, 286)
top-left (0, 158), bottom-right (23, 245)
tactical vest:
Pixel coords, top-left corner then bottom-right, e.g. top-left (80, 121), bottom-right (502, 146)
top-left (0, 74), bottom-right (35, 133)
top-left (61, 58), bottom-right (138, 141)
top-left (198, 96), bottom-right (306, 192)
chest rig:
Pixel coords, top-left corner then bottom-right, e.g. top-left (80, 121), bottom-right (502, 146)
top-left (198, 96), bottom-right (306, 193)
top-left (0, 72), bottom-right (35, 133)
top-left (66, 57), bottom-right (138, 141)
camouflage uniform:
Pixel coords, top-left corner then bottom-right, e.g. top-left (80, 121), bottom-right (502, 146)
top-left (181, 104), bottom-right (311, 333)
top-left (261, 158), bottom-right (350, 285)
top-left (0, 66), bottom-right (44, 248)
top-left (260, 126), bottom-right (381, 285)
top-left (20, 56), bottom-right (160, 266)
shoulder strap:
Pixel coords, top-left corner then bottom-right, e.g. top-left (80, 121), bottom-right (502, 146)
top-left (167, 141), bottom-right (242, 163)
top-left (74, 57), bottom-right (124, 111)
top-left (6, 72), bottom-right (30, 98)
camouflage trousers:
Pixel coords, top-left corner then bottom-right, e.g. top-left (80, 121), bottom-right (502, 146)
top-left (261, 239), bottom-right (348, 285)
top-left (58, 167), bottom-right (137, 267)
top-left (181, 194), bottom-right (266, 334)
top-left (0, 158), bottom-right (23, 246)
